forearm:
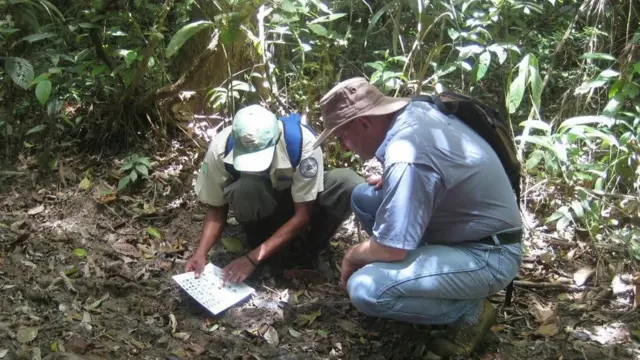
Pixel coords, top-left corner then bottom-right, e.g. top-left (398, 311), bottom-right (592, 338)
top-left (247, 209), bottom-right (311, 263)
top-left (195, 205), bottom-right (228, 256)
top-left (348, 237), bottom-right (407, 266)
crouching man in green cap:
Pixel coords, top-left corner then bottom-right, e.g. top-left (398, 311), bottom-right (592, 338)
top-left (185, 104), bottom-right (364, 284)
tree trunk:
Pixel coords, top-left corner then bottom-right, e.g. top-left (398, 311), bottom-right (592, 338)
top-left (170, 0), bottom-right (258, 116)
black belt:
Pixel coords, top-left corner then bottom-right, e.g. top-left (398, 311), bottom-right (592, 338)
top-left (474, 230), bottom-right (522, 246)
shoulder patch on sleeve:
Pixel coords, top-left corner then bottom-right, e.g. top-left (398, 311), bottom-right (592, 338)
top-left (298, 157), bottom-right (318, 178)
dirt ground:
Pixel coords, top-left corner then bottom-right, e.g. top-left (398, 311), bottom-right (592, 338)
top-left (1, 148), bottom-right (639, 360)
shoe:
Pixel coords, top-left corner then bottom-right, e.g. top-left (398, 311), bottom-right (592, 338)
top-left (429, 299), bottom-right (497, 358)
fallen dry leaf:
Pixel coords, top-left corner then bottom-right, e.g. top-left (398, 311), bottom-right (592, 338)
top-left (573, 267), bottom-right (595, 286)
top-left (66, 335), bottom-right (91, 354)
top-left (111, 242), bottom-right (141, 258)
top-left (97, 194), bottom-right (116, 204)
top-left (336, 319), bottom-right (361, 334)
top-left (263, 326), bottom-right (279, 346)
top-left (296, 309), bottom-right (321, 327)
top-left (0, 349), bottom-right (8, 358)
top-left (27, 205), bottom-right (44, 216)
top-left (283, 269), bottom-right (327, 284)
top-left (185, 343), bottom-right (205, 356)
top-left (169, 313), bottom-right (178, 334)
top-left (16, 326), bottom-right (39, 344)
top-left (532, 300), bottom-right (555, 323)
top-left (535, 321), bottom-right (559, 337)
top-left (480, 353), bottom-right (503, 360)
top-left (490, 324), bottom-right (505, 333)
top-left (288, 328), bottom-right (301, 338)
top-left (172, 332), bottom-right (191, 341)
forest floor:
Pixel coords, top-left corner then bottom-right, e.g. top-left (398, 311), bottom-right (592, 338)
top-left (1, 141), bottom-right (640, 360)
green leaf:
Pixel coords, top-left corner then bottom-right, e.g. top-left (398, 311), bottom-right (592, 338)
top-left (72, 248), bottom-right (88, 258)
top-left (92, 65), bottom-right (108, 76)
top-left (5, 57), bottom-right (34, 90)
top-left (231, 80), bottom-right (256, 92)
top-left (487, 44), bottom-right (507, 64)
top-left (78, 177), bottom-right (91, 190)
top-left (121, 162), bottom-right (134, 171)
top-left (221, 237), bottom-right (246, 254)
top-left (476, 51), bottom-right (491, 81)
top-left (147, 226), bottom-right (162, 239)
top-left (137, 157), bottom-right (152, 168)
top-left (525, 150), bottom-right (544, 170)
top-left (166, 21), bottom-right (214, 58)
top-left (14, 32), bottom-right (57, 45)
top-left (135, 164), bottom-right (148, 176)
top-left (507, 67), bottom-right (527, 114)
top-left (28, 73), bottom-right (51, 88)
top-left (309, 13), bottom-right (347, 24)
top-left (557, 115), bottom-right (615, 131)
top-left (528, 55), bottom-right (542, 108)
top-left (571, 200), bottom-right (585, 219)
top-left (598, 69), bottom-right (620, 78)
top-left (117, 176), bottom-right (130, 191)
top-left (457, 44), bottom-right (484, 60)
top-left (130, 169), bottom-right (138, 182)
top-left (580, 52), bottom-right (616, 61)
top-left (546, 206), bottom-right (569, 223)
top-left (307, 24), bottom-right (328, 37)
top-left (281, 0), bottom-right (297, 12)
top-left (25, 124), bottom-right (46, 135)
top-left (519, 120), bottom-right (551, 133)
top-left (36, 80), bottom-right (52, 105)
top-left (364, 2), bottom-right (393, 46)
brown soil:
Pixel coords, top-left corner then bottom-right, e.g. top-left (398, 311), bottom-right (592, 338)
top-left (1, 151), bottom-right (639, 360)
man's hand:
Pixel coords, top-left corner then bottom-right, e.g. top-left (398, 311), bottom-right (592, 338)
top-left (185, 252), bottom-right (207, 278)
top-left (367, 175), bottom-right (383, 189)
top-left (222, 255), bottom-right (257, 284)
top-left (339, 239), bottom-right (408, 291)
top-left (340, 252), bottom-right (360, 290)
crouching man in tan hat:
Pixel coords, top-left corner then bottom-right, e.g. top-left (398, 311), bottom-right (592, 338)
top-left (186, 104), bottom-right (363, 284)
top-left (312, 78), bottom-right (523, 357)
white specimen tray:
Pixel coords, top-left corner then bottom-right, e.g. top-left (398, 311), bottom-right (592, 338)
top-left (172, 263), bottom-right (256, 315)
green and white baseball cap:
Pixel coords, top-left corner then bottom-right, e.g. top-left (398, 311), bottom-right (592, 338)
top-left (228, 104), bottom-right (280, 172)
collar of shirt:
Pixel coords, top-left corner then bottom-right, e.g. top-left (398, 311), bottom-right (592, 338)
top-left (374, 104), bottom-right (411, 163)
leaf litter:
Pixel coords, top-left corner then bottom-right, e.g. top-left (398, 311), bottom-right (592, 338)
top-left (1, 153), bottom-right (639, 360)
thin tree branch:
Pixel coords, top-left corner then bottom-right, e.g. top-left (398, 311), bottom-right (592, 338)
top-left (121, 0), bottom-right (174, 102)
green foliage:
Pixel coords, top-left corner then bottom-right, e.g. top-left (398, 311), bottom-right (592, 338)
top-left (1, 0), bottom-right (639, 261)
top-left (118, 153), bottom-right (152, 191)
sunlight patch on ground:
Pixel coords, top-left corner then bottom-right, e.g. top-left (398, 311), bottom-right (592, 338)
top-left (574, 322), bottom-right (630, 345)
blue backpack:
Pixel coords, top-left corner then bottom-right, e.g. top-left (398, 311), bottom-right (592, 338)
top-left (223, 113), bottom-right (318, 180)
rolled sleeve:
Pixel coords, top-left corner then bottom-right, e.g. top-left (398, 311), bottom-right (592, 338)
top-left (372, 162), bottom-right (446, 250)
top-left (291, 145), bottom-right (324, 203)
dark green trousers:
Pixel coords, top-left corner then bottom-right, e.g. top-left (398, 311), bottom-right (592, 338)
top-left (222, 168), bottom-right (364, 266)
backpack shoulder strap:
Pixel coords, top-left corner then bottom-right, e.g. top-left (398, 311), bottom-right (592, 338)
top-left (279, 114), bottom-right (305, 168)
top-left (223, 131), bottom-right (241, 181)
top-left (411, 94), bottom-right (453, 115)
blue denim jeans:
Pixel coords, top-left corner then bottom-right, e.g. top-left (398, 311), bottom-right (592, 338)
top-left (348, 183), bottom-right (522, 327)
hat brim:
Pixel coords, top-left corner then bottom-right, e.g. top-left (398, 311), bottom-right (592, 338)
top-left (228, 144), bottom-right (276, 172)
top-left (312, 96), bottom-right (411, 149)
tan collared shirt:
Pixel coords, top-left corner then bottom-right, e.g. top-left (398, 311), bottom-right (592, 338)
top-left (194, 121), bottom-right (324, 206)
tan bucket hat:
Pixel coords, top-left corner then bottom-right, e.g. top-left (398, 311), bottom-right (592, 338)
top-left (312, 77), bottom-right (411, 148)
